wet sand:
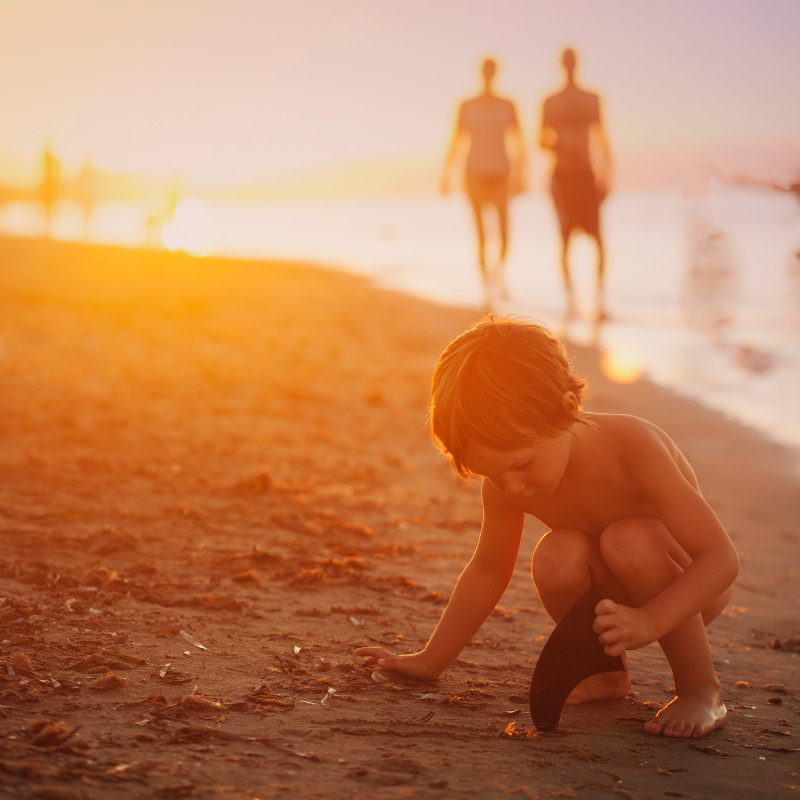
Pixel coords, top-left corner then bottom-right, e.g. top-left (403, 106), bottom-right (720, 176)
top-left (0, 236), bottom-right (798, 800)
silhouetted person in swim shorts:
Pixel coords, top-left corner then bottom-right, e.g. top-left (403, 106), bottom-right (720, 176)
top-left (442, 58), bottom-right (527, 305)
top-left (540, 48), bottom-right (611, 320)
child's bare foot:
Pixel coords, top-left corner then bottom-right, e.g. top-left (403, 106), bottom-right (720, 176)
top-left (565, 670), bottom-right (631, 704)
top-left (643, 686), bottom-right (727, 738)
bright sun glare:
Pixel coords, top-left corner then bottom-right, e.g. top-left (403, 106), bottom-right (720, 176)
top-left (161, 197), bottom-right (213, 255)
top-left (600, 344), bottom-right (646, 385)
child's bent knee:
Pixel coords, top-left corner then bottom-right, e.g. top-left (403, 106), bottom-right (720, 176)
top-left (600, 517), bottom-right (669, 574)
top-left (533, 528), bottom-right (592, 592)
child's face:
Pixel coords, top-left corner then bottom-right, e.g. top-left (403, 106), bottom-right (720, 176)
top-left (464, 427), bottom-right (575, 498)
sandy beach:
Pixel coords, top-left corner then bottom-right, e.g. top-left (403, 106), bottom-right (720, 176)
top-left (0, 236), bottom-right (799, 800)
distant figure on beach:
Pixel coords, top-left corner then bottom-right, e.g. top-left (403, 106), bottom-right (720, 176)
top-left (441, 58), bottom-right (527, 306)
top-left (74, 157), bottom-right (100, 241)
top-left (539, 48), bottom-right (611, 320)
top-left (39, 145), bottom-right (61, 238)
top-left (144, 175), bottom-right (184, 248)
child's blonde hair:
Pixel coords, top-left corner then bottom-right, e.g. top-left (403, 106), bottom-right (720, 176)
top-left (430, 317), bottom-right (589, 477)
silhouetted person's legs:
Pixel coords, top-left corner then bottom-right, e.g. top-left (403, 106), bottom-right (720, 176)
top-left (559, 228), bottom-right (606, 321)
top-left (490, 180), bottom-right (511, 299)
top-left (497, 194), bottom-right (509, 264)
top-left (594, 233), bottom-right (607, 320)
top-left (468, 195), bottom-right (488, 280)
top-left (559, 228), bottom-right (577, 316)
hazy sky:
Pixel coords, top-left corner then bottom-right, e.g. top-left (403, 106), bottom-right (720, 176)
top-left (2, 0), bottom-right (799, 185)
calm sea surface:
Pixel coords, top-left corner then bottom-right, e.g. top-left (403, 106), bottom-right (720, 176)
top-left (4, 186), bottom-right (800, 451)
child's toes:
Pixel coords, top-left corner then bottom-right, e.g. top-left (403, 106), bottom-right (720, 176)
top-left (643, 718), bottom-right (664, 735)
top-left (681, 724), bottom-right (695, 738)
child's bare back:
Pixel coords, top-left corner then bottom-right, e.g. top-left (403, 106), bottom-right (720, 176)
top-left (358, 319), bottom-right (738, 739)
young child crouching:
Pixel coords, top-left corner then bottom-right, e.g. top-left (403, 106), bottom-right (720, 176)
top-left (358, 317), bottom-right (738, 738)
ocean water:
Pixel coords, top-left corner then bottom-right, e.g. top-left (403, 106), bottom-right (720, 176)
top-left (3, 186), bottom-right (800, 450)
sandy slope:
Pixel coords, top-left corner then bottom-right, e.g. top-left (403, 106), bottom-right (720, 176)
top-left (0, 237), bottom-right (798, 800)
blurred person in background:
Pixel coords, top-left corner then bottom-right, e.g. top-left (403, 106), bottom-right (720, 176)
top-left (540, 48), bottom-right (611, 321)
top-left (39, 144), bottom-right (61, 238)
top-left (74, 157), bottom-right (100, 241)
top-left (441, 58), bottom-right (527, 308)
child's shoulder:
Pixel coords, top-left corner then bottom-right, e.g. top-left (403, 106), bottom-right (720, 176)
top-left (589, 413), bottom-right (676, 454)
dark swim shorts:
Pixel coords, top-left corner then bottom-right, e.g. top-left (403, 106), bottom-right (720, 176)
top-left (551, 168), bottom-right (603, 236)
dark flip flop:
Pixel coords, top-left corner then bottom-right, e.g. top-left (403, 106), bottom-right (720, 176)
top-left (529, 559), bottom-right (624, 731)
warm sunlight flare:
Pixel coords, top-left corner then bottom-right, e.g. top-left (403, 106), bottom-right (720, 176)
top-left (600, 344), bottom-right (645, 384)
top-left (1, 2), bottom-right (799, 794)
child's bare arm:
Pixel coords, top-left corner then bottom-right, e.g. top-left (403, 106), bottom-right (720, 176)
top-left (594, 422), bottom-right (739, 655)
top-left (357, 481), bottom-right (524, 678)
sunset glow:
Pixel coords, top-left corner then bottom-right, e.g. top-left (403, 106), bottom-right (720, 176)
top-left (1, 0), bottom-right (799, 191)
top-left (161, 197), bottom-right (214, 255)
top-left (601, 344), bottom-right (646, 385)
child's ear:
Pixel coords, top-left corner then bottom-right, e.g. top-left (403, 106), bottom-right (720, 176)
top-left (561, 391), bottom-right (579, 413)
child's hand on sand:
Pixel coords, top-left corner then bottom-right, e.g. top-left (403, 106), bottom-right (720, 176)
top-left (356, 647), bottom-right (441, 681)
top-left (593, 599), bottom-right (657, 656)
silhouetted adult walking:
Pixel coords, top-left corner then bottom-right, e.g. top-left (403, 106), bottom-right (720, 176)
top-left (39, 145), bottom-right (61, 238)
top-left (75, 157), bottom-right (100, 241)
top-left (540, 48), bottom-right (611, 320)
top-left (442, 58), bottom-right (527, 306)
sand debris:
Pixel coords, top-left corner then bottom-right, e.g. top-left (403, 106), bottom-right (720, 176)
top-left (88, 671), bottom-right (127, 692)
top-left (320, 688), bottom-right (336, 706)
top-left (689, 745), bottom-right (730, 757)
top-left (179, 630), bottom-right (207, 650)
top-left (9, 652), bottom-right (33, 673)
top-left (770, 637), bottom-right (800, 652)
top-left (179, 694), bottom-right (222, 712)
top-left (118, 695), bottom-right (168, 707)
top-left (27, 719), bottom-right (81, 748)
top-left (156, 664), bottom-right (192, 684)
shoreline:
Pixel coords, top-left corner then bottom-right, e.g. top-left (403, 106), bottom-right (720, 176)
top-left (1, 237), bottom-right (799, 799)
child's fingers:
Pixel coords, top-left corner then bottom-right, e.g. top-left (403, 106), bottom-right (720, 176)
top-left (597, 628), bottom-right (621, 645)
top-left (592, 614), bottom-right (616, 634)
top-left (594, 599), bottom-right (617, 616)
top-left (356, 646), bottom-right (394, 659)
top-left (603, 641), bottom-right (626, 657)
